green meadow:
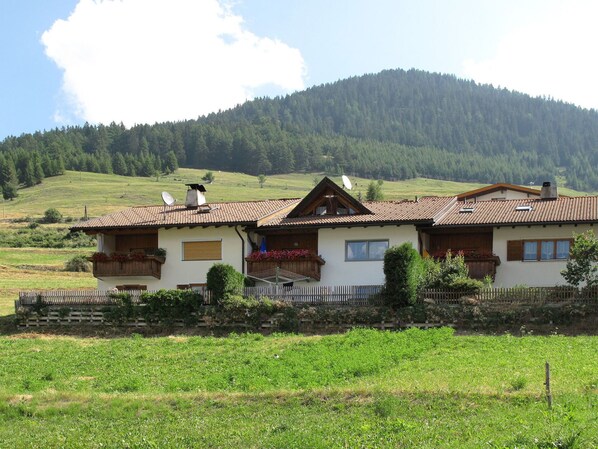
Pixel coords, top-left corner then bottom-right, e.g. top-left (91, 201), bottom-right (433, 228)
top-left (0, 329), bottom-right (596, 448)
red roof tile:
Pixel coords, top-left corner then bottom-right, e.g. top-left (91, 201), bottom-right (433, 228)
top-left (71, 199), bottom-right (300, 231)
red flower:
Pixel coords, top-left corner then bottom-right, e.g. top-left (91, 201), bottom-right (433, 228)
top-left (247, 249), bottom-right (313, 261)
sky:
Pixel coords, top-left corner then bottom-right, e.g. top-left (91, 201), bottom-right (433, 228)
top-left (1, 0), bottom-right (598, 140)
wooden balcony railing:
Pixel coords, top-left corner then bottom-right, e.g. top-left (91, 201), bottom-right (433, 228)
top-left (91, 256), bottom-right (165, 279)
top-left (246, 254), bottom-right (325, 281)
top-left (464, 256), bottom-right (501, 280)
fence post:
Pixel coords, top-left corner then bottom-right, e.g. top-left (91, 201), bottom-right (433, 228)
top-left (545, 361), bottom-right (552, 410)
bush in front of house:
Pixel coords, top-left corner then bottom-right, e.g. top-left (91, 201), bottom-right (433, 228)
top-left (64, 254), bottom-right (92, 272)
top-left (561, 230), bottom-right (598, 288)
top-left (383, 242), bottom-right (423, 307)
top-left (424, 251), bottom-right (483, 293)
top-left (140, 289), bottom-right (204, 325)
top-left (206, 263), bottom-right (245, 304)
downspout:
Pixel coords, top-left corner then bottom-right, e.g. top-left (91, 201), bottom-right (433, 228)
top-left (235, 226), bottom-right (246, 274)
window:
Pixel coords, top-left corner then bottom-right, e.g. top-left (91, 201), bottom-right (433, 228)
top-left (507, 239), bottom-right (571, 261)
top-left (346, 240), bottom-right (389, 261)
top-left (523, 241), bottom-right (537, 261)
top-left (182, 241), bottom-right (222, 261)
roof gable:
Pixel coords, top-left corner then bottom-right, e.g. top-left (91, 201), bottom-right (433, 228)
top-left (286, 177), bottom-right (371, 218)
top-left (457, 183), bottom-right (541, 200)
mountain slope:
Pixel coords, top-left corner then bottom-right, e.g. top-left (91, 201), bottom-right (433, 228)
top-left (2, 68), bottom-right (598, 191)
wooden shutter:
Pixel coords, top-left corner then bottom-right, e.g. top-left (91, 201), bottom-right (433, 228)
top-left (182, 241), bottom-right (222, 261)
top-left (506, 240), bottom-right (523, 261)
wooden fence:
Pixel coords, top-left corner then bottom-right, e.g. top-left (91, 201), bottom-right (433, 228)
top-left (419, 286), bottom-right (598, 305)
top-left (16, 285), bottom-right (383, 308)
top-left (16, 285), bottom-right (598, 311)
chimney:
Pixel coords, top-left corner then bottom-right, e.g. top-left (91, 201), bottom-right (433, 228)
top-left (540, 181), bottom-right (558, 200)
top-left (185, 183), bottom-right (206, 209)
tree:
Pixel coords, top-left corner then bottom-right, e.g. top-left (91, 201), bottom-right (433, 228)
top-left (112, 153), bottom-right (128, 175)
top-left (258, 174), bottom-right (267, 188)
top-left (561, 230), bottom-right (598, 287)
top-left (0, 155), bottom-right (19, 200)
top-left (202, 171), bottom-right (215, 183)
top-left (383, 243), bottom-right (423, 307)
top-left (366, 180), bottom-right (384, 201)
top-left (44, 208), bottom-right (63, 223)
top-left (164, 151), bottom-right (179, 174)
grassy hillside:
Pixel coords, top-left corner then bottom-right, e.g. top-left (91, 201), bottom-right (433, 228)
top-left (0, 248), bottom-right (95, 316)
top-left (0, 328), bottom-right (596, 448)
top-left (0, 169), bottom-right (586, 220)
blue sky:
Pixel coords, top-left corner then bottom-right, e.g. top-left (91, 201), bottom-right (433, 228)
top-left (1, 0), bottom-right (597, 140)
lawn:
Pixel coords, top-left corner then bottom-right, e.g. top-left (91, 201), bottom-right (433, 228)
top-left (0, 329), bottom-right (596, 448)
top-left (0, 247), bottom-right (95, 316)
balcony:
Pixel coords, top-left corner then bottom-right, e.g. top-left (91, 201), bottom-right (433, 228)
top-left (464, 256), bottom-right (501, 280)
top-left (89, 254), bottom-right (165, 279)
top-left (430, 250), bottom-right (501, 281)
top-left (246, 250), bottom-right (325, 282)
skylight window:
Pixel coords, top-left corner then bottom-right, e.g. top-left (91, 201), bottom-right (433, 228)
top-left (459, 206), bottom-right (475, 213)
top-left (515, 205), bottom-right (533, 212)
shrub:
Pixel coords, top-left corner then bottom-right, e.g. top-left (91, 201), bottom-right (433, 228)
top-left (43, 208), bottom-right (63, 223)
top-left (64, 255), bottom-right (92, 272)
top-left (424, 251), bottom-right (483, 293)
top-left (206, 263), bottom-right (245, 304)
top-left (383, 243), bottom-right (423, 307)
top-left (140, 289), bottom-right (204, 325)
top-left (561, 230), bottom-right (598, 287)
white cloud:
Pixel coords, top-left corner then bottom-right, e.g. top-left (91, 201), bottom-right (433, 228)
top-left (461, 1), bottom-right (598, 110)
top-left (42, 0), bottom-right (306, 126)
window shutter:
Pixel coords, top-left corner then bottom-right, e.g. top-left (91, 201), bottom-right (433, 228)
top-left (506, 240), bottom-right (523, 261)
top-left (183, 241), bottom-right (222, 261)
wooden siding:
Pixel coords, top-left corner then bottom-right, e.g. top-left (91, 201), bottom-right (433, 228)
top-left (429, 232), bottom-right (492, 254)
top-left (92, 257), bottom-right (164, 279)
top-left (115, 233), bottom-right (158, 252)
top-left (263, 232), bottom-right (318, 252)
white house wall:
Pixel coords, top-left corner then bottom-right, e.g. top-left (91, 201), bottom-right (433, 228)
top-left (316, 225), bottom-right (419, 285)
top-left (493, 224), bottom-right (593, 287)
top-left (98, 226), bottom-right (248, 290)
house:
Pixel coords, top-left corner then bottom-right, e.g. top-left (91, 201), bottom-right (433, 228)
top-left (71, 179), bottom-right (598, 289)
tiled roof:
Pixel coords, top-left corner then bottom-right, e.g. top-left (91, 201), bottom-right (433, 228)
top-left (70, 199), bottom-right (300, 231)
top-left (434, 196), bottom-right (598, 227)
top-left (262, 196), bottom-right (456, 228)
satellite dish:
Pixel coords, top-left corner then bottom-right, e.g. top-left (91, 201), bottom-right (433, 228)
top-left (341, 175), bottom-right (352, 190)
top-left (161, 191), bottom-right (176, 206)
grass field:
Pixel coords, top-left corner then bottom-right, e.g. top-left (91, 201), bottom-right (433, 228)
top-left (0, 169), bottom-right (587, 221)
top-left (0, 328), bottom-right (596, 448)
top-left (0, 247), bottom-right (95, 316)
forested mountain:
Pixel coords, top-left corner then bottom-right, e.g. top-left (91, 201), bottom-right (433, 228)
top-left (2, 68), bottom-right (598, 199)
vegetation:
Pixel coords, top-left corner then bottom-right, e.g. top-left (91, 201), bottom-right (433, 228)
top-left (562, 230), bottom-right (598, 287)
top-left (3, 69), bottom-right (598, 192)
top-left (424, 251), bottom-right (484, 292)
top-left (64, 254), bottom-right (91, 272)
top-left (42, 208), bottom-right (62, 224)
top-left (383, 243), bottom-right (422, 307)
top-left (366, 179), bottom-right (384, 200)
top-left (0, 227), bottom-right (94, 248)
top-left (0, 329), bottom-right (596, 447)
top-left (206, 263), bottom-right (245, 304)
